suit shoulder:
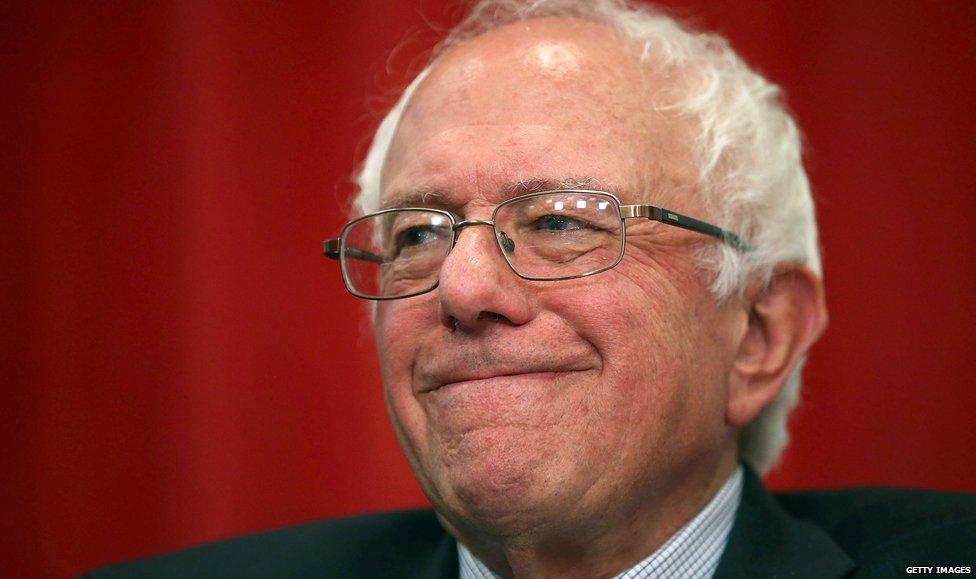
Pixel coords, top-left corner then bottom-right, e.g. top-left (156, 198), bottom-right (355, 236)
top-left (85, 509), bottom-right (450, 578)
top-left (774, 487), bottom-right (976, 565)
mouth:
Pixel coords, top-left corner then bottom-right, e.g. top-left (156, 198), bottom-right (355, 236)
top-left (418, 369), bottom-right (590, 394)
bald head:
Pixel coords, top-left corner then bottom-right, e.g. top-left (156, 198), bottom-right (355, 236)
top-left (381, 18), bottom-right (694, 207)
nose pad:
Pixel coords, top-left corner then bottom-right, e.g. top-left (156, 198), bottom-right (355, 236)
top-left (498, 231), bottom-right (515, 254)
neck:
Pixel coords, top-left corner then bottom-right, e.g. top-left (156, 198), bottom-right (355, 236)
top-left (443, 451), bottom-right (739, 579)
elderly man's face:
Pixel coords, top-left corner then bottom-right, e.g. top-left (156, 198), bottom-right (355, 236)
top-left (374, 19), bottom-right (742, 534)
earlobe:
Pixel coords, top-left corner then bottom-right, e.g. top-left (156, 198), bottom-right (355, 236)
top-left (726, 267), bottom-right (827, 428)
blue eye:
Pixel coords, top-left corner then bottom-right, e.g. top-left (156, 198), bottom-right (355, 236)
top-left (397, 226), bottom-right (441, 248)
top-left (534, 215), bottom-right (584, 231)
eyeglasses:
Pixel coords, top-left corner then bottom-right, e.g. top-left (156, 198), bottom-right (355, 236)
top-left (323, 189), bottom-right (747, 300)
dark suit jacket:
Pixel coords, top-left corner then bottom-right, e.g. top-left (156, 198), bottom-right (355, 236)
top-left (86, 468), bottom-right (976, 578)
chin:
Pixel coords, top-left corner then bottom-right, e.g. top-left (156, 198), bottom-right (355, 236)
top-left (429, 428), bottom-right (565, 530)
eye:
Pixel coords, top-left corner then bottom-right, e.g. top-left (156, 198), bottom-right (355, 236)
top-left (398, 226), bottom-right (438, 247)
top-left (395, 226), bottom-right (443, 250)
top-left (533, 215), bottom-right (586, 232)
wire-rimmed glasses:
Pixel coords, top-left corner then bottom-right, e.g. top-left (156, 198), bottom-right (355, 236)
top-left (323, 189), bottom-right (747, 300)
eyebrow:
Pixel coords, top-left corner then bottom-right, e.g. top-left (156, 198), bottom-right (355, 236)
top-left (511, 176), bottom-right (617, 195)
top-left (379, 176), bottom-right (621, 211)
top-left (379, 187), bottom-right (449, 210)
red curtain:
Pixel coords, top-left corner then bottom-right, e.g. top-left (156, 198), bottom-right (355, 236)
top-left (6, 2), bottom-right (975, 577)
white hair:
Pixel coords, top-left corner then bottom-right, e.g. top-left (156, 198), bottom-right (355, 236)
top-left (352, 0), bottom-right (822, 474)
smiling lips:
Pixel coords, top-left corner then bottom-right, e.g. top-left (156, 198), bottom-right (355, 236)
top-left (418, 363), bottom-right (595, 394)
top-left (413, 336), bottom-right (601, 394)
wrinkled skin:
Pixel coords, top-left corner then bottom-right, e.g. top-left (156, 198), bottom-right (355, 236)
top-left (374, 18), bottom-right (754, 578)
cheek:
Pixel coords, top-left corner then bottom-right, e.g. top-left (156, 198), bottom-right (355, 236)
top-left (562, 263), bottom-right (717, 433)
top-left (374, 299), bottom-right (438, 437)
top-left (375, 298), bottom-right (435, 374)
top-left (537, 275), bottom-right (683, 421)
top-left (548, 266), bottom-right (684, 365)
top-left (600, 262), bottom-right (735, 450)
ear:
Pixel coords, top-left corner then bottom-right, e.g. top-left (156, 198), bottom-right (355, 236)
top-left (726, 267), bottom-right (828, 428)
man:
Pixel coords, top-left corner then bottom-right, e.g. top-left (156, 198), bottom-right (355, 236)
top-left (91, 1), bottom-right (974, 577)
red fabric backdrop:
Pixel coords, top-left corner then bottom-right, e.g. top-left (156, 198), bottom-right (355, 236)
top-left (5, 1), bottom-right (976, 577)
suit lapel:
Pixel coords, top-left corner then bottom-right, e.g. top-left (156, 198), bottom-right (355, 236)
top-left (713, 467), bottom-right (855, 579)
top-left (420, 529), bottom-right (459, 579)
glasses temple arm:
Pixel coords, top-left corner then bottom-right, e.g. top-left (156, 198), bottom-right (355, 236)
top-left (322, 239), bottom-right (386, 264)
top-left (620, 205), bottom-right (749, 251)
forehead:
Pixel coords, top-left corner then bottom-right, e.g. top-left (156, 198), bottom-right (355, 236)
top-left (381, 18), bottom-right (695, 208)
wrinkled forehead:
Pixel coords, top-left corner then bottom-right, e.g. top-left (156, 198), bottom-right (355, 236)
top-left (380, 17), bottom-right (696, 208)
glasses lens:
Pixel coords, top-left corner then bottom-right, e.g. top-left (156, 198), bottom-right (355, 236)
top-left (494, 192), bottom-right (623, 280)
top-left (340, 209), bottom-right (453, 298)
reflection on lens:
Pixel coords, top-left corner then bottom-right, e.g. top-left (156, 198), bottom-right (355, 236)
top-left (495, 192), bottom-right (624, 280)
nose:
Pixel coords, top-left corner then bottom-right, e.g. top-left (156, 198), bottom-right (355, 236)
top-left (437, 221), bottom-right (536, 331)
